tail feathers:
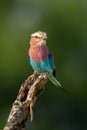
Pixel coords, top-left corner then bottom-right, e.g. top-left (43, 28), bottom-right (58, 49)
top-left (48, 74), bottom-right (73, 95)
top-left (48, 74), bottom-right (61, 88)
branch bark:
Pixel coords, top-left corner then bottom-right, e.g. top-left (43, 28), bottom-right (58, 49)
top-left (3, 72), bottom-right (48, 130)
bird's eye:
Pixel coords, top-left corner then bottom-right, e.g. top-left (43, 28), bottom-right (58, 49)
top-left (35, 36), bottom-right (38, 38)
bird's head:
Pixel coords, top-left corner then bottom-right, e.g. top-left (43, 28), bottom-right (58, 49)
top-left (30, 31), bottom-right (47, 46)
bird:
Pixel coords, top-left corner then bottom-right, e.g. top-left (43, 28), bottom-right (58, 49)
top-left (28, 31), bottom-right (62, 88)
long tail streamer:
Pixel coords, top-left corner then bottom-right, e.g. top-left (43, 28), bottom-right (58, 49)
top-left (48, 74), bottom-right (73, 95)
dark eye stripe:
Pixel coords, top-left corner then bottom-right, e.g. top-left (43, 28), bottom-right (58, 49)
top-left (35, 36), bottom-right (38, 38)
top-left (34, 36), bottom-right (41, 39)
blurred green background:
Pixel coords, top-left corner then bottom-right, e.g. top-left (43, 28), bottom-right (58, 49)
top-left (0, 0), bottom-right (87, 129)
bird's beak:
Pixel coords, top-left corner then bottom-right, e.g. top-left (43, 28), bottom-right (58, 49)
top-left (42, 37), bottom-right (47, 40)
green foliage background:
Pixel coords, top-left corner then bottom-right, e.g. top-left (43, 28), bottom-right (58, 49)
top-left (0, 0), bottom-right (87, 129)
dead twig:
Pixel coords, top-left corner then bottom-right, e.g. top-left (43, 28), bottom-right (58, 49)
top-left (3, 72), bottom-right (48, 130)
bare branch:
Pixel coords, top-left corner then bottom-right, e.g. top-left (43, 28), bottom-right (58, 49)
top-left (3, 72), bottom-right (48, 130)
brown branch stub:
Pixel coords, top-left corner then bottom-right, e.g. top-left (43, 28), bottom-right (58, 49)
top-left (3, 72), bottom-right (48, 130)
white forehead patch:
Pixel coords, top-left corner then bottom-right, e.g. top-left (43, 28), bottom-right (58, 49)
top-left (31, 31), bottom-right (47, 38)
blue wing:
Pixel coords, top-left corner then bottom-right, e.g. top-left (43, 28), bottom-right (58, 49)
top-left (48, 53), bottom-right (55, 70)
top-left (48, 53), bottom-right (56, 76)
top-left (28, 55), bottom-right (31, 63)
top-left (40, 53), bottom-right (56, 76)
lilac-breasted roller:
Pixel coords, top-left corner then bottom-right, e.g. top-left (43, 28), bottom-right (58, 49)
top-left (28, 31), bottom-right (61, 87)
